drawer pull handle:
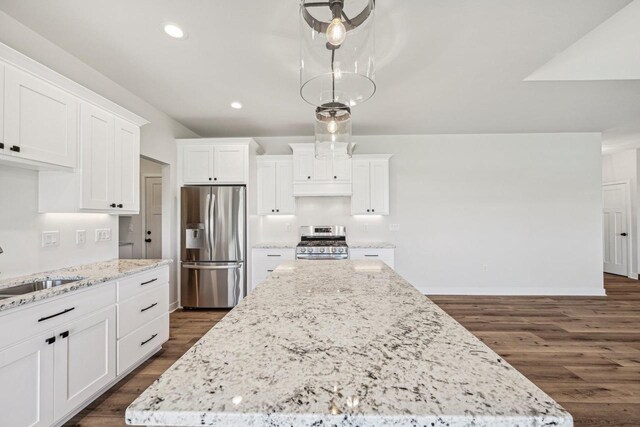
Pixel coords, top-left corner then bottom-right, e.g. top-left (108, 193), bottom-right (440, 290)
top-left (267, 254), bottom-right (281, 257)
top-left (38, 307), bottom-right (75, 322)
top-left (364, 254), bottom-right (379, 257)
top-left (267, 270), bottom-right (274, 272)
top-left (141, 333), bottom-right (158, 346)
top-left (45, 336), bottom-right (56, 345)
top-left (141, 302), bottom-right (158, 312)
top-left (60, 331), bottom-right (69, 339)
top-left (141, 278), bottom-right (158, 286)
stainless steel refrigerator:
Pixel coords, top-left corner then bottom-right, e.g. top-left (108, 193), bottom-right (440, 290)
top-left (180, 185), bottom-right (246, 308)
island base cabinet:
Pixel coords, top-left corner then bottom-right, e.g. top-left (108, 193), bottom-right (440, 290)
top-left (0, 332), bottom-right (55, 427)
top-left (54, 306), bottom-right (116, 420)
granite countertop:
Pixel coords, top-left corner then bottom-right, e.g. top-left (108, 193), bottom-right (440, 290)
top-left (253, 242), bottom-right (297, 249)
top-left (348, 241), bottom-right (396, 249)
top-left (0, 259), bottom-right (172, 313)
top-left (126, 260), bottom-right (571, 427)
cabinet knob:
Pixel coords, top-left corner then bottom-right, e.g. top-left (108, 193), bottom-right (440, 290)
top-left (372, 209), bottom-right (375, 212)
top-left (0, 142), bottom-right (4, 149)
top-left (367, 209), bottom-right (370, 212)
top-left (117, 204), bottom-right (123, 208)
top-left (276, 209), bottom-right (280, 212)
top-left (209, 177), bottom-right (212, 181)
top-left (214, 177), bottom-right (217, 181)
top-left (334, 176), bottom-right (337, 179)
top-left (307, 176), bottom-right (311, 179)
top-left (271, 209), bottom-right (275, 213)
top-left (9, 145), bottom-right (20, 153)
top-left (110, 203), bottom-right (117, 208)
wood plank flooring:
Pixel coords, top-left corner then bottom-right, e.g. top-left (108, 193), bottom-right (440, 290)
top-left (66, 274), bottom-right (639, 427)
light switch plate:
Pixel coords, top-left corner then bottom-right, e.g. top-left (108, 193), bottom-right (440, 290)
top-left (76, 230), bottom-right (86, 245)
top-left (95, 228), bottom-right (112, 242)
top-left (389, 224), bottom-right (400, 232)
top-left (41, 231), bottom-right (60, 248)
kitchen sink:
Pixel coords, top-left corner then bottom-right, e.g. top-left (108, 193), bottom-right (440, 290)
top-left (0, 278), bottom-right (84, 297)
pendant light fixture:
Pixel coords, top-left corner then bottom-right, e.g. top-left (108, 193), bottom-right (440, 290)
top-left (300, 0), bottom-right (375, 159)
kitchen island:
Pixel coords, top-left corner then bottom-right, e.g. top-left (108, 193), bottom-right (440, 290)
top-left (126, 260), bottom-right (572, 427)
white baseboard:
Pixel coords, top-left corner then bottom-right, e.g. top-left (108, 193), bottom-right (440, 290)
top-left (418, 286), bottom-right (607, 297)
top-left (169, 300), bottom-right (180, 313)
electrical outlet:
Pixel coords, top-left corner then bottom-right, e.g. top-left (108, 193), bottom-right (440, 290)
top-left (76, 230), bottom-right (86, 245)
top-left (482, 264), bottom-right (489, 272)
top-left (41, 231), bottom-right (60, 248)
top-left (389, 224), bottom-right (400, 232)
top-left (95, 228), bottom-right (112, 242)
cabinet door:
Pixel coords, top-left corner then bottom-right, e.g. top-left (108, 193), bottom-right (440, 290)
top-left (257, 161), bottom-right (277, 215)
top-left (351, 160), bottom-right (370, 214)
top-left (114, 119), bottom-right (140, 212)
top-left (54, 306), bottom-right (116, 419)
top-left (313, 156), bottom-right (332, 181)
top-left (214, 145), bottom-right (246, 183)
top-left (293, 150), bottom-right (314, 181)
top-left (0, 63), bottom-right (4, 155)
top-left (4, 66), bottom-right (78, 168)
top-left (0, 332), bottom-right (55, 427)
top-left (332, 157), bottom-right (351, 182)
top-left (80, 103), bottom-right (116, 210)
top-left (183, 145), bottom-right (214, 183)
top-left (276, 160), bottom-right (295, 214)
top-left (369, 160), bottom-right (389, 215)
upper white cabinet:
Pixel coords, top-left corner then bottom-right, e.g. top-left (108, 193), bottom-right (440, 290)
top-left (257, 156), bottom-right (295, 215)
top-left (351, 155), bottom-right (392, 215)
top-left (39, 102), bottom-right (141, 214)
top-left (2, 65), bottom-right (78, 168)
top-left (178, 138), bottom-right (259, 185)
top-left (289, 143), bottom-right (353, 196)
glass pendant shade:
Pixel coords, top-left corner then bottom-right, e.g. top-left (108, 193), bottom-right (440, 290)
top-left (300, 0), bottom-right (375, 108)
top-left (315, 103), bottom-right (353, 159)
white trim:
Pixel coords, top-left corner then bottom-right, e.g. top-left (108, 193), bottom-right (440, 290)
top-left (0, 42), bottom-right (148, 127)
top-left (603, 180), bottom-right (634, 279)
top-left (419, 286), bottom-right (607, 296)
top-left (169, 300), bottom-right (180, 313)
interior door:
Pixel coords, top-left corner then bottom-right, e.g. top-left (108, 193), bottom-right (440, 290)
top-left (257, 161), bottom-right (277, 214)
top-left (182, 145), bottom-right (213, 183)
top-left (54, 307), bottom-right (116, 419)
top-left (81, 103), bottom-right (116, 210)
top-left (0, 332), bottom-right (54, 427)
top-left (145, 176), bottom-right (163, 259)
top-left (603, 183), bottom-right (628, 276)
top-left (214, 145), bottom-right (246, 183)
top-left (276, 160), bottom-right (295, 214)
top-left (4, 66), bottom-right (78, 168)
top-left (114, 119), bottom-right (140, 211)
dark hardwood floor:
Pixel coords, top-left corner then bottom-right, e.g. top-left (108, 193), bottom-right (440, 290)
top-left (66, 274), bottom-right (640, 427)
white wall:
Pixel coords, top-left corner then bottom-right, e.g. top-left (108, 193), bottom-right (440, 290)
top-left (251, 133), bottom-right (605, 296)
top-left (0, 12), bottom-right (198, 307)
top-left (602, 148), bottom-right (639, 277)
top-left (0, 166), bottom-right (118, 278)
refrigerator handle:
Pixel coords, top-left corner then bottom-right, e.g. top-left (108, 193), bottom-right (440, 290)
top-left (205, 193), bottom-right (213, 256)
top-left (210, 192), bottom-right (216, 253)
top-left (182, 263), bottom-right (243, 270)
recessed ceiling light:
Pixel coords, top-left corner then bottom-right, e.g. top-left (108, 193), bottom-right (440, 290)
top-left (231, 102), bottom-right (243, 110)
top-left (163, 23), bottom-right (186, 39)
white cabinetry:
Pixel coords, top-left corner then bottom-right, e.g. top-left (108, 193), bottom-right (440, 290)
top-left (180, 140), bottom-right (254, 185)
top-left (0, 265), bottom-right (170, 427)
top-left (2, 65), bottom-right (78, 168)
top-left (257, 156), bottom-right (295, 215)
top-left (39, 102), bottom-right (141, 214)
top-left (290, 143), bottom-right (353, 196)
top-left (251, 248), bottom-right (296, 290)
top-left (350, 248), bottom-right (395, 269)
top-left (0, 332), bottom-right (54, 427)
top-left (351, 155), bottom-right (392, 215)
top-left (0, 63), bottom-right (4, 154)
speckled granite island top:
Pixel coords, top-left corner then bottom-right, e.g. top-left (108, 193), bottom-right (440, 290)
top-left (0, 259), bottom-right (172, 313)
top-left (126, 260), bottom-right (572, 427)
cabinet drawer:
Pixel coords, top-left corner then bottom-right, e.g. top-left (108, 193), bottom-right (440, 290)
top-left (252, 249), bottom-right (295, 262)
top-left (349, 249), bottom-right (395, 268)
top-left (117, 283), bottom-right (169, 339)
top-left (117, 266), bottom-right (169, 301)
top-left (117, 313), bottom-right (169, 375)
top-left (0, 283), bottom-right (116, 350)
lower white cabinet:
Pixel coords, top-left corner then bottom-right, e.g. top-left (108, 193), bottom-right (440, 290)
top-left (54, 306), bottom-right (116, 419)
top-left (0, 265), bottom-right (170, 427)
top-left (349, 248), bottom-right (395, 269)
top-left (0, 331), bottom-right (55, 427)
top-left (252, 248), bottom-right (296, 290)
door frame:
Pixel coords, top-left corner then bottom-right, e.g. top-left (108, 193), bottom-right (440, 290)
top-left (602, 181), bottom-right (634, 279)
top-left (141, 174), bottom-right (162, 259)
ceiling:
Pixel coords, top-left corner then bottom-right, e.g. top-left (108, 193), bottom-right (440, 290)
top-left (0, 0), bottom-right (638, 138)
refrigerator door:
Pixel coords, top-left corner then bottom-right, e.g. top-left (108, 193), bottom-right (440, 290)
top-left (211, 186), bottom-right (245, 262)
top-left (181, 262), bottom-right (245, 308)
top-left (181, 186), bottom-right (213, 262)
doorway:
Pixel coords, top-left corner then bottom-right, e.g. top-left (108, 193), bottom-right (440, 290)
top-left (603, 182), bottom-right (631, 277)
top-left (144, 176), bottom-right (162, 258)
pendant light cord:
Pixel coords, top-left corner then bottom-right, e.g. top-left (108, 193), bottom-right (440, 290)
top-left (331, 48), bottom-right (336, 102)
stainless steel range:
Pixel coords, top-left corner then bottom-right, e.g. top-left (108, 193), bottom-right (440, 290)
top-left (296, 226), bottom-right (349, 260)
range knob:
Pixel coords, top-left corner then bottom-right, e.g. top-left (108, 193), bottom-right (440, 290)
top-left (308, 248), bottom-right (314, 253)
top-left (337, 248), bottom-right (344, 253)
top-left (319, 248), bottom-right (325, 253)
top-left (331, 247), bottom-right (337, 253)
top-left (300, 248), bottom-right (306, 253)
